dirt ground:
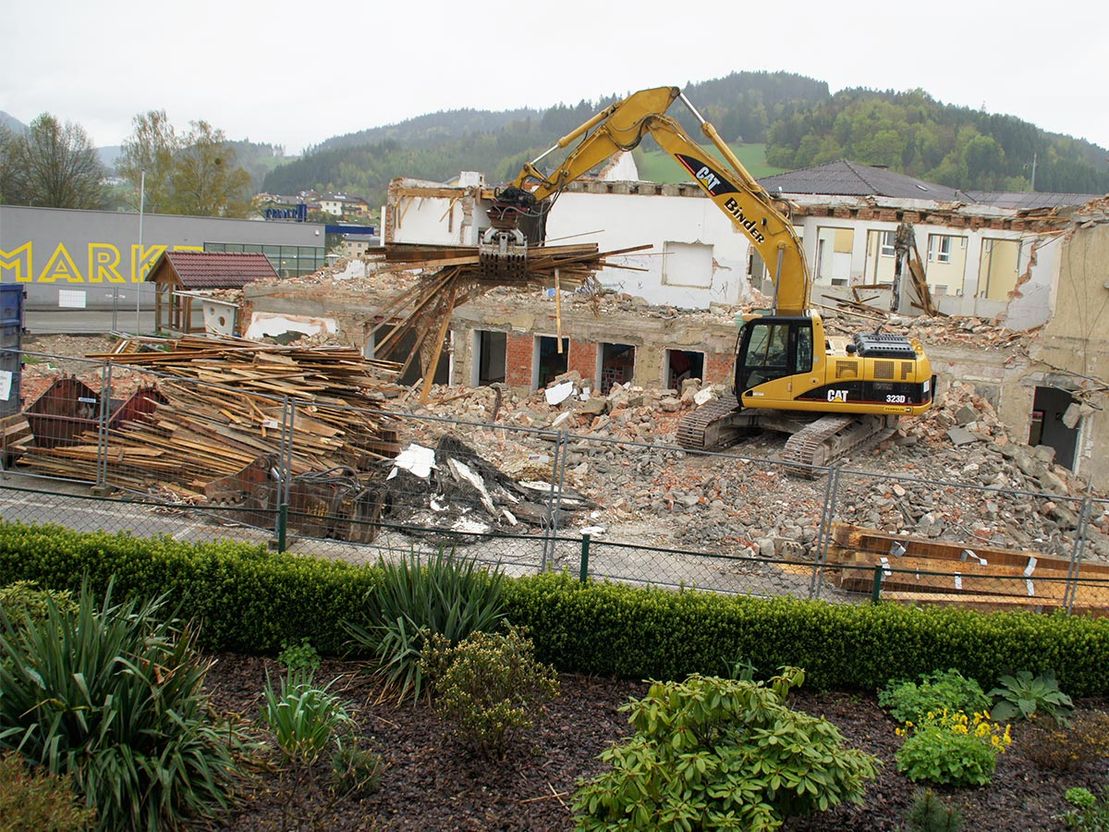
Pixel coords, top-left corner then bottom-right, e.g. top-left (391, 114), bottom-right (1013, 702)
top-left (204, 654), bottom-right (1108, 832)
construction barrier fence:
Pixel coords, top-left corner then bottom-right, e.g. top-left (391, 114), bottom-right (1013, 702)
top-left (1, 348), bottom-right (1106, 613)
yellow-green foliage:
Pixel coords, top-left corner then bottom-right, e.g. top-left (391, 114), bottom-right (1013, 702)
top-left (0, 581), bottom-right (77, 624)
top-left (0, 752), bottom-right (95, 832)
top-left (1, 524), bottom-right (1106, 696)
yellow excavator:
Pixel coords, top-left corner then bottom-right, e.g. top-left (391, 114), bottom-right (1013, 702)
top-left (483, 86), bottom-right (934, 467)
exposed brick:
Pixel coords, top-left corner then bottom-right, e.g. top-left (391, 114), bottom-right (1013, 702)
top-left (704, 351), bottom-right (735, 385)
top-left (567, 339), bottom-right (597, 383)
top-left (505, 333), bottom-right (533, 388)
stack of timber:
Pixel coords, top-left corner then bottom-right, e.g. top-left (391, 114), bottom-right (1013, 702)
top-left (19, 336), bottom-right (402, 500)
top-left (827, 524), bottom-right (1109, 615)
top-left (366, 241), bottom-right (650, 401)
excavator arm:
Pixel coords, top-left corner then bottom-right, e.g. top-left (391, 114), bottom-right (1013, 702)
top-left (498, 86), bottom-right (810, 315)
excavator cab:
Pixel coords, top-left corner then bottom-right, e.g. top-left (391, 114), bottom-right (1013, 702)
top-left (735, 317), bottom-right (813, 395)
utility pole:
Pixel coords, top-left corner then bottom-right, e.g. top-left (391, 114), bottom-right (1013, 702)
top-left (136, 169), bottom-right (145, 334)
top-left (1029, 152), bottom-right (1037, 193)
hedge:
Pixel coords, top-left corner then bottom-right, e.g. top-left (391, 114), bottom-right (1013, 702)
top-left (1, 522), bottom-right (1106, 696)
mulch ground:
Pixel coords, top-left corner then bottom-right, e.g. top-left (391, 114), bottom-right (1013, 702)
top-left (203, 654), bottom-right (1107, 831)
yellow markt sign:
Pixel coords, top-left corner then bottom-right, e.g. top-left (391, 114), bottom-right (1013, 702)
top-left (0, 242), bottom-right (203, 283)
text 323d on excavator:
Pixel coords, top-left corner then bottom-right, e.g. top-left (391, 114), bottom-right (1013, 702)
top-left (481, 86), bottom-right (934, 469)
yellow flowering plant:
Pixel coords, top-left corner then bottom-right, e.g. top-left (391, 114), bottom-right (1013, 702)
top-left (894, 708), bottom-right (1012, 787)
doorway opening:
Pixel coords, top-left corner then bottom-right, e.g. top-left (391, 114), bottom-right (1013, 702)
top-left (665, 349), bottom-right (705, 390)
top-left (534, 336), bottom-right (569, 389)
top-left (599, 343), bottom-right (636, 393)
top-left (1029, 386), bottom-right (1080, 470)
top-left (471, 330), bottom-right (506, 386)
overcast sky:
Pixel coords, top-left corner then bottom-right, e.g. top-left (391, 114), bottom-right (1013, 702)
top-left (3, 0), bottom-right (1107, 154)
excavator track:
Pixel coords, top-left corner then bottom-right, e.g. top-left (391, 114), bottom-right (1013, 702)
top-left (676, 394), bottom-right (745, 451)
top-left (780, 415), bottom-right (897, 475)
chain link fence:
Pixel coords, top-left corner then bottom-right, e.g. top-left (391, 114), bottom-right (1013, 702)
top-left (1, 348), bottom-right (1106, 612)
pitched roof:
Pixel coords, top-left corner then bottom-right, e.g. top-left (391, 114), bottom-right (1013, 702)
top-left (149, 251), bottom-right (278, 289)
top-left (962, 191), bottom-right (1103, 211)
top-left (758, 160), bottom-right (964, 201)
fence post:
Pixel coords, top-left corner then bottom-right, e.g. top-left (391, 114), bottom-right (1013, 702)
top-left (93, 361), bottom-right (112, 494)
top-left (272, 397), bottom-right (294, 553)
top-left (870, 563), bottom-right (884, 604)
top-left (276, 503), bottom-right (288, 553)
top-left (579, 533), bottom-right (591, 584)
top-left (540, 430), bottom-right (565, 573)
top-left (808, 466), bottom-right (841, 599)
top-left (1063, 497), bottom-right (1092, 613)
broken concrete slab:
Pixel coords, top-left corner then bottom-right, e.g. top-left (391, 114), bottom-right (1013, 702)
top-left (947, 427), bottom-right (979, 447)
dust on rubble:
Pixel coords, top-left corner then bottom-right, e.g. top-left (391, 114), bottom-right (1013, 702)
top-left (396, 370), bottom-right (1108, 565)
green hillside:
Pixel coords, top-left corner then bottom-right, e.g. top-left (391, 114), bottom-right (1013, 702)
top-left (632, 143), bottom-right (783, 183)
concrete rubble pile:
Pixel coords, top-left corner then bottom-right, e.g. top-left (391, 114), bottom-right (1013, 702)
top-left (402, 367), bottom-right (1108, 563)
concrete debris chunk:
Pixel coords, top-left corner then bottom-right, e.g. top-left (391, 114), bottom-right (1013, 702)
top-left (947, 427), bottom-right (978, 447)
top-left (545, 381), bottom-right (575, 406)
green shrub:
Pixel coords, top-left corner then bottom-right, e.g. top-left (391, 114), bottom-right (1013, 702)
top-left (0, 752), bottom-right (95, 832)
top-left (894, 710), bottom-right (1010, 787)
top-left (572, 669), bottom-right (878, 831)
top-left (278, 638), bottom-right (322, 674)
top-left (0, 580), bottom-right (77, 625)
top-left (905, 788), bottom-right (962, 832)
top-left (0, 522), bottom-right (380, 654)
top-left (261, 671), bottom-right (353, 765)
top-left (420, 625), bottom-right (559, 757)
top-left (1, 523), bottom-right (1107, 696)
top-left (344, 549), bottom-right (506, 702)
top-left (0, 582), bottom-right (248, 831)
top-left (1060, 786), bottom-right (1109, 832)
top-left (988, 669), bottom-right (1074, 726)
top-left (331, 742), bottom-right (383, 796)
top-left (879, 669), bottom-right (991, 724)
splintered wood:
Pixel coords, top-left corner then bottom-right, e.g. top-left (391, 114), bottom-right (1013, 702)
top-left (20, 336), bottom-right (402, 500)
top-left (366, 241), bottom-right (650, 401)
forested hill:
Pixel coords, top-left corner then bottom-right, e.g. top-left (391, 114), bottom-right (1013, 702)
top-left (261, 71), bottom-right (828, 204)
top-left (767, 88), bottom-right (1109, 194)
top-left (262, 71), bottom-right (1108, 206)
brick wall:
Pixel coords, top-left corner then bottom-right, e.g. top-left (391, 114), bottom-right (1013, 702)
top-left (704, 350), bottom-right (735, 385)
top-left (505, 333), bottom-right (533, 388)
top-left (567, 339), bottom-right (597, 384)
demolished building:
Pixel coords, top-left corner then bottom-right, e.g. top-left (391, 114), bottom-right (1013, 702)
top-left (243, 159), bottom-right (1109, 489)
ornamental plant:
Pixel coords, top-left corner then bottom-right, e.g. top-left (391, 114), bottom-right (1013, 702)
top-left (344, 548), bottom-right (506, 702)
top-left (879, 669), bottom-right (991, 725)
top-left (895, 708), bottom-right (1012, 787)
top-left (573, 669), bottom-right (878, 831)
top-left (988, 669), bottom-right (1074, 726)
top-left (420, 625), bottom-right (559, 757)
top-left (0, 751), bottom-right (96, 832)
top-left (0, 582), bottom-right (249, 831)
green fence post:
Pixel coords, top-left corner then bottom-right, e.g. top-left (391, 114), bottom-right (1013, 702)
top-left (276, 504), bottom-right (288, 553)
top-left (870, 563), bottom-right (883, 604)
top-left (579, 533), bottom-right (591, 584)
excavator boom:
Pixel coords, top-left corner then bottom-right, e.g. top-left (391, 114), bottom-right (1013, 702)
top-left (503, 87), bottom-right (810, 315)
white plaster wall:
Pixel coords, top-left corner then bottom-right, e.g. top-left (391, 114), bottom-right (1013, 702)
top-left (545, 191), bottom-right (751, 308)
top-left (601, 152), bottom-right (639, 182)
top-left (392, 196), bottom-right (470, 246)
top-left (997, 234), bottom-right (1062, 331)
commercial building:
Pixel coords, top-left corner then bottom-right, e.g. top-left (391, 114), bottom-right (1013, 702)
top-left (0, 205), bottom-right (325, 309)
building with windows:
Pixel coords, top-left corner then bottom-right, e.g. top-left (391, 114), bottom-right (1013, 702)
top-left (0, 204), bottom-right (325, 309)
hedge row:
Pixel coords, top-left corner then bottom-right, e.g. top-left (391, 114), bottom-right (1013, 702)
top-left (1, 522), bottom-right (1106, 695)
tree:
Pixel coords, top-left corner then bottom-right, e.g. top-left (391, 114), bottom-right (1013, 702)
top-left (3, 114), bottom-right (105, 208)
top-left (171, 121), bottom-right (252, 217)
top-left (118, 110), bottom-right (178, 212)
top-left (0, 125), bottom-right (16, 203)
top-left (118, 113), bottom-right (252, 217)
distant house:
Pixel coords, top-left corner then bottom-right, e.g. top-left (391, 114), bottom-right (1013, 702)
top-left (319, 193), bottom-right (371, 217)
top-left (146, 251), bottom-right (278, 333)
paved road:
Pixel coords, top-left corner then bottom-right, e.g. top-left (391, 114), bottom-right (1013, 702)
top-left (24, 309), bottom-right (157, 335)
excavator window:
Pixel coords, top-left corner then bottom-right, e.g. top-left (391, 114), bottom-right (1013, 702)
top-left (738, 319), bottom-right (813, 392)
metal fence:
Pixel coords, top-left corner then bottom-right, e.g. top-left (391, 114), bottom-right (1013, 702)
top-left (2, 348), bottom-right (1106, 613)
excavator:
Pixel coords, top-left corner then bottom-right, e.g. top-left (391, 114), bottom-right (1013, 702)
top-left (481, 86), bottom-right (934, 468)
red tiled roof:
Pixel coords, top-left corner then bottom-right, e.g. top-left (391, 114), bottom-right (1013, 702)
top-left (150, 251), bottom-right (279, 289)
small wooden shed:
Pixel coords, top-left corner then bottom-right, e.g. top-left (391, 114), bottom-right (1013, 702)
top-left (146, 251), bottom-right (278, 334)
